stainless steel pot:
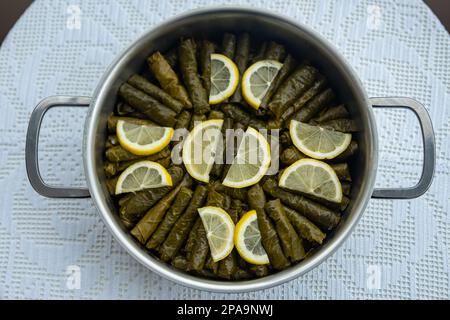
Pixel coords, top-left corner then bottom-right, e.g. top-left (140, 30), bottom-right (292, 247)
top-left (25, 7), bottom-right (435, 292)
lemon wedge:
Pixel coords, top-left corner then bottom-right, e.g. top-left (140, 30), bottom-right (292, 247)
top-left (222, 127), bottom-right (271, 188)
top-left (234, 210), bottom-right (269, 265)
top-left (242, 59), bottom-right (283, 109)
top-left (116, 120), bottom-right (173, 156)
top-left (198, 206), bottom-right (235, 262)
top-left (289, 120), bottom-right (351, 159)
top-left (182, 119), bottom-right (224, 183)
top-left (209, 53), bottom-right (239, 104)
top-left (279, 158), bottom-right (343, 203)
top-left (115, 160), bottom-right (172, 195)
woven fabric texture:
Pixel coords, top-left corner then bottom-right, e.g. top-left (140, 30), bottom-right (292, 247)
top-left (0, 0), bottom-right (449, 299)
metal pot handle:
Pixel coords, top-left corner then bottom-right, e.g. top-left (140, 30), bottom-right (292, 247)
top-left (370, 97), bottom-right (435, 199)
top-left (26, 96), bottom-right (91, 198)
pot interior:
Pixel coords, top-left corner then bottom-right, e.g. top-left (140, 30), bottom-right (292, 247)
top-left (85, 8), bottom-right (377, 292)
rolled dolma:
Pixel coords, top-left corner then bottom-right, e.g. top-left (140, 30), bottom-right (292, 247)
top-left (130, 180), bottom-right (186, 244)
top-left (230, 33), bottom-right (250, 103)
top-left (234, 268), bottom-right (253, 280)
top-left (104, 149), bottom-right (171, 177)
top-left (116, 102), bottom-right (135, 116)
top-left (250, 41), bottom-right (267, 64)
top-left (118, 83), bottom-right (177, 126)
top-left (341, 181), bottom-right (351, 196)
top-left (250, 265), bottom-right (270, 278)
top-left (268, 65), bottom-right (317, 119)
top-left (199, 40), bottom-right (216, 94)
top-left (262, 178), bottom-right (340, 230)
top-left (105, 146), bottom-right (142, 162)
top-left (279, 131), bottom-right (292, 147)
top-left (104, 162), bottom-right (119, 178)
top-left (265, 199), bottom-right (305, 262)
top-left (234, 122), bottom-right (246, 131)
top-left (222, 120), bottom-right (245, 179)
top-left (146, 187), bottom-right (193, 250)
top-left (314, 194), bottom-right (350, 212)
top-left (188, 188), bottom-right (231, 275)
top-left (228, 199), bottom-right (246, 221)
top-left (266, 118), bottom-right (281, 130)
top-left (280, 146), bottom-right (306, 166)
top-left (120, 216), bottom-right (135, 230)
top-left (221, 103), bottom-right (251, 125)
top-left (185, 218), bottom-right (202, 260)
top-left (175, 110), bottom-right (192, 130)
top-left (338, 195), bottom-right (350, 211)
top-left (127, 74), bottom-right (184, 113)
top-left (330, 163), bottom-right (352, 182)
top-left (282, 205), bottom-right (326, 245)
top-left (217, 252), bottom-right (238, 279)
top-left (107, 114), bottom-right (155, 133)
top-left (210, 117), bottom-right (233, 178)
top-left (105, 177), bottom-right (118, 195)
top-left (116, 103), bottom-right (148, 119)
top-left (171, 255), bottom-right (188, 271)
top-left (221, 33), bottom-right (236, 59)
top-left (248, 117), bottom-right (266, 130)
top-left (115, 102), bottom-right (148, 119)
top-left (320, 119), bottom-right (359, 133)
top-left (159, 185), bottom-right (209, 262)
top-left (332, 140), bottom-right (358, 162)
top-left (205, 188), bottom-right (228, 208)
top-left (188, 114), bottom-right (207, 131)
top-left (105, 135), bottom-right (119, 149)
top-left (212, 181), bottom-right (248, 202)
top-left (148, 51), bottom-right (192, 108)
top-left (248, 184), bottom-right (290, 270)
top-left (207, 110), bottom-right (225, 120)
top-left (119, 167), bottom-right (186, 224)
top-left (313, 104), bottom-right (349, 123)
top-left (260, 54), bottom-right (296, 109)
top-left (164, 48), bottom-right (178, 70)
top-left (188, 189), bottom-right (227, 271)
top-left (178, 38), bottom-right (210, 115)
top-left (264, 41), bottom-right (286, 61)
top-left (118, 193), bottom-right (133, 207)
top-left (105, 145), bottom-right (170, 163)
top-left (254, 104), bottom-right (268, 117)
top-left (210, 190), bottom-right (239, 279)
top-left (280, 77), bottom-right (327, 125)
top-left (195, 269), bottom-right (220, 279)
top-left (292, 88), bottom-right (334, 123)
top-left (187, 223), bottom-right (209, 272)
top-left (205, 254), bottom-right (219, 274)
top-left (157, 156), bottom-right (171, 168)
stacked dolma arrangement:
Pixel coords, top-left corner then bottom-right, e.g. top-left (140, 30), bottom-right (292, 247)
top-left (103, 32), bottom-right (359, 280)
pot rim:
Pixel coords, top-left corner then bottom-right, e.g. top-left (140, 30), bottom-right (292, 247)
top-left (84, 6), bottom-right (378, 293)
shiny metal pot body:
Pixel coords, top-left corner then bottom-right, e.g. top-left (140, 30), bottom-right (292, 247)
top-left (26, 8), bottom-right (435, 292)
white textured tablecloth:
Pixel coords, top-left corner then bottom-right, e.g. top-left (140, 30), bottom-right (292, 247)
top-left (0, 0), bottom-right (449, 299)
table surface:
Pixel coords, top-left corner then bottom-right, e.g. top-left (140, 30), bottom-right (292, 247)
top-left (0, 1), bottom-right (449, 42)
top-left (0, 0), bottom-right (449, 299)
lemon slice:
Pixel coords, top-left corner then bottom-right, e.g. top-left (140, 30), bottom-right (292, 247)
top-left (182, 119), bottom-right (224, 183)
top-left (209, 53), bottom-right (239, 104)
top-left (222, 127), bottom-right (271, 188)
top-left (279, 158), bottom-right (343, 203)
top-left (198, 206), bottom-right (235, 262)
top-left (234, 210), bottom-right (269, 265)
top-left (116, 120), bottom-right (173, 156)
top-left (115, 160), bottom-right (172, 195)
top-left (242, 59), bottom-right (283, 109)
top-left (290, 120), bottom-right (352, 159)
